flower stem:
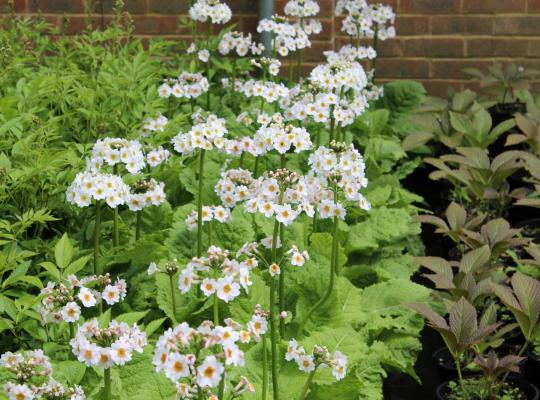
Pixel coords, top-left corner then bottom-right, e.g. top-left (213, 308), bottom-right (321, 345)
top-left (104, 368), bottom-right (111, 400)
top-left (113, 206), bottom-right (119, 247)
top-left (218, 372), bottom-right (225, 400)
top-left (169, 273), bottom-right (177, 323)
top-left (299, 369), bottom-right (317, 400)
top-left (197, 149), bottom-right (206, 257)
top-left (455, 358), bottom-right (468, 400)
top-left (279, 222), bottom-right (285, 337)
top-left (69, 323), bottom-right (75, 340)
top-left (269, 218), bottom-right (280, 400)
top-left (135, 211), bottom-right (141, 241)
top-left (213, 294), bottom-right (219, 326)
top-left (94, 201), bottom-right (101, 275)
top-left (298, 215), bottom-right (338, 336)
top-left (254, 156), bottom-right (260, 178)
top-left (262, 334), bottom-right (268, 400)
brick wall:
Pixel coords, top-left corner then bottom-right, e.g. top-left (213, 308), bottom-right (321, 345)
top-left (2, 0), bottom-right (540, 96)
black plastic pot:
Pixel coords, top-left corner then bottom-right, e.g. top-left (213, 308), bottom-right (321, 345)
top-left (432, 348), bottom-right (480, 382)
top-left (436, 378), bottom-right (539, 400)
top-left (515, 218), bottom-right (540, 242)
top-left (487, 101), bottom-right (527, 156)
top-left (526, 350), bottom-right (540, 383)
top-left (433, 345), bottom-right (527, 382)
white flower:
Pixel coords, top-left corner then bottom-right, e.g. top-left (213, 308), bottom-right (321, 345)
top-left (165, 353), bottom-right (191, 381)
top-left (247, 315), bottom-right (268, 337)
top-left (78, 287), bottom-right (97, 307)
top-left (97, 348), bottom-right (114, 368)
top-left (297, 354), bottom-right (316, 372)
top-left (147, 262), bottom-right (157, 275)
top-left (198, 49), bottom-right (210, 62)
top-left (102, 285), bottom-right (120, 305)
top-left (332, 351), bottom-right (347, 380)
top-left (196, 356), bottom-right (224, 388)
top-left (269, 263), bottom-right (281, 277)
top-left (223, 343), bottom-right (244, 366)
top-left (111, 339), bottom-right (133, 366)
top-left (216, 277), bottom-right (240, 303)
top-left (285, 339), bottom-right (300, 361)
top-left (200, 278), bottom-right (217, 297)
top-left (60, 302), bottom-right (81, 323)
top-left (274, 204), bottom-right (298, 225)
top-left (4, 383), bottom-right (34, 400)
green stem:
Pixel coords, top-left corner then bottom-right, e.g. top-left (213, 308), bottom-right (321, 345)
top-left (169, 273), bottom-right (177, 323)
top-left (213, 294), bottom-right (219, 325)
top-left (104, 368), bottom-right (111, 400)
top-left (371, 26), bottom-right (379, 84)
top-left (218, 371), bottom-right (225, 400)
top-left (328, 112), bottom-right (336, 145)
top-left (299, 369), bottom-right (317, 400)
top-left (197, 149), bottom-right (206, 257)
top-left (254, 156), bottom-right (260, 178)
top-left (113, 206), bottom-right (119, 247)
top-left (269, 218), bottom-right (280, 400)
top-left (279, 222), bottom-right (285, 337)
top-left (94, 201), bottom-right (101, 275)
top-left (455, 358), bottom-right (468, 400)
top-left (262, 334), bottom-right (268, 400)
top-left (69, 323), bottom-right (75, 340)
top-left (135, 211), bottom-right (141, 241)
top-left (298, 216), bottom-right (338, 336)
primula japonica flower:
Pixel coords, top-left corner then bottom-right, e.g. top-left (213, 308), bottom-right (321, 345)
top-left (158, 72), bottom-right (209, 99)
top-left (185, 205), bottom-right (232, 231)
top-left (308, 141), bottom-right (371, 216)
top-left (257, 15), bottom-right (320, 57)
top-left (216, 168), bottom-right (323, 223)
top-left (141, 114), bottom-right (168, 136)
top-left (336, 0), bottom-right (396, 40)
top-left (189, 0), bottom-right (232, 24)
top-left (153, 317), bottom-right (260, 398)
top-left (89, 137), bottom-right (146, 174)
top-left (66, 171), bottom-right (130, 208)
top-left (177, 246), bottom-right (255, 301)
top-left (236, 241), bottom-right (310, 277)
top-left (126, 178), bottom-right (166, 211)
top-left (38, 274), bottom-right (126, 325)
top-left (219, 31), bottom-right (265, 57)
top-left (171, 113), bottom-right (228, 155)
top-left (221, 115), bottom-right (313, 157)
top-left (70, 319), bottom-right (147, 368)
top-left (240, 78), bottom-right (290, 103)
top-left (285, 340), bottom-right (348, 381)
top-left (1, 350), bottom-right (85, 400)
top-left (284, 0), bottom-right (321, 18)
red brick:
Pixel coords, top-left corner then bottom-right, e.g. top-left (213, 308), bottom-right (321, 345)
top-left (418, 79), bottom-right (464, 97)
top-left (97, 0), bottom-right (146, 14)
top-left (376, 38), bottom-right (405, 57)
top-left (467, 39), bottom-right (529, 57)
top-left (28, 0), bottom-right (84, 13)
top-left (227, 0), bottom-right (258, 14)
top-left (462, 0), bottom-right (527, 13)
top-left (493, 16), bottom-right (540, 36)
top-left (400, 0), bottom-right (460, 13)
top-left (0, 0), bottom-right (26, 12)
top-left (395, 16), bottom-right (429, 36)
top-left (303, 40), bottom-right (332, 61)
top-left (431, 16), bottom-right (492, 35)
top-left (405, 38), bottom-right (464, 58)
top-left (62, 15), bottom-right (113, 34)
top-left (431, 60), bottom-right (493, 79)
top-left (530, 0), bottom-right (540, 11)
top-left (132, 15), bottom-right (178, 35)
top-left (148, 0), bottom-right (188, 14)
top-left (377, 58), bottom-right (430, 78)
top-left (528, 40), bottom-right (540, 57)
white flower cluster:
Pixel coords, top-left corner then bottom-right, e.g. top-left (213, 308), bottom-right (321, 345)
top-left (284, 0), bottom-right (320, 18)
top-left (141, 114), bottom-right (168, 136)
top-left (222, 116), bottom-right (312, 156)
top-left (216, 168), bottom-right (322, 224)
top-left (38, 274), bottom-right (127, 324)
top-left (189, 0), bottom-right (232, 24)
top-left (285, 339), bottom-right (348, 380)
top-left (1, 350), bottom-right (85, 400)
top-left (257, 16), bottom-right (316, 57)
top-left (126, 178), bottom-right (166, 211)
top-left (89, 138), bottom-right (146, 174)
top-left (323, 44), bottom-right (377, 64)
top-left (236, 241), bottom-right (310, 277)
top-left (153, 315), bottom-right (264, 397)
top-left (308, 142), bottom-right (370, 214)
top-left (219, 31), bottom-right (264, 57)
top-left (251, 57), bottom-right (282, 76)
top-left (185, 205), bottom-right (231, 231)
top-left (337, 1), bottom-right (396, 40)
top-left (66, 171), bottom-right (130, 208)
top-left (178, 246), bottom-right (256, 302)
top-left (172, 114), bottom-right (228, 155)
top-left (310, 60), bottom-right (368, 92)
top-left (146, 146), bottom-right (170, 167)
top-left (70, 319), bottom-right (147, 368)
top-left (239, 79), bottom-right (290, 103)
top-left (158, 72), bottom-right (209, 99)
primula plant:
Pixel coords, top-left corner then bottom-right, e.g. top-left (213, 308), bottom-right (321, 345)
top-left (0, 0), bottom-right (437, 399)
